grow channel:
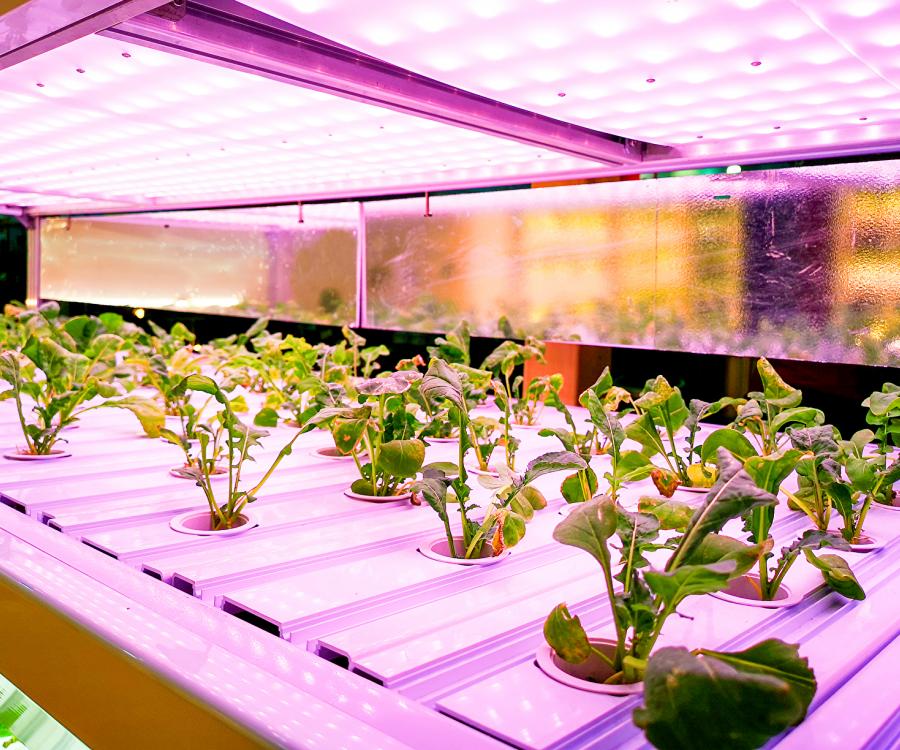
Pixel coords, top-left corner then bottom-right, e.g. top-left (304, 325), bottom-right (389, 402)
top-left (0, 307), bottom-right (897, 749)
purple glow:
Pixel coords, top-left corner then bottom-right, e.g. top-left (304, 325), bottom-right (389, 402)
top-left (248, 0), bottom-right (900, 149)
top-left (0, 35), bottom-right (598, 208)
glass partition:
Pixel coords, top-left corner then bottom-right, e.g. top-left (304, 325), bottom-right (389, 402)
top-left (37, 159), bottom-right (900, 366)
top-left (40, 204), bottom-right (359, 325)
top-left (365, 161), bottom-right (900, 367)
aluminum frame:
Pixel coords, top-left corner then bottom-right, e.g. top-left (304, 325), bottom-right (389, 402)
top-left (0, 0), bottom-right (168, 69)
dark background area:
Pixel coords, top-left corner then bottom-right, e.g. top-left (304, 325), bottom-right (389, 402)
top-left (0, 215), bottom-right (27, 306)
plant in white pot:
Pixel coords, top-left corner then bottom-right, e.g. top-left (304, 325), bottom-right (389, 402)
top-left (540, 450), bottom-right (776, 692)
top-left (538, 367), bottom-right (635, 503)
top-left (305, 371), bottom-right (426, 500)
top-left (0, 340), bottom-right (163, 460)
top-left (480, 336), bottom-right (547, 432)
top-left (697, 439), bottom-right (866, 604)
top-left (625, 375), bottom-right (743, 494)
top-left (412, 358), bottom-right (585, 561)
top-left (168, 375), bottom-right (301, 533)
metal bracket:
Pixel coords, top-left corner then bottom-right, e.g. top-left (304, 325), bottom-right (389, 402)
top-left (149, 0), bottom-right (186, 21)
top-left (0, 0), bottom-right (171, 70)
top-left (0, 206), bottom-right (34, 229)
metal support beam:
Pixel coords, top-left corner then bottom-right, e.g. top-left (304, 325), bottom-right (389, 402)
top-left (355, 202), bottom-right (366, 328)
top-left (100, 0), bottom-right (671, 166)
top-left (0, 0), bottom-right (169, 70)
top-left (26, 216), bottom-right (41, 307)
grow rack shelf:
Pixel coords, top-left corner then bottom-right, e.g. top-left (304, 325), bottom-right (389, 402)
top-left (0, 397), bottom-right (898, 749)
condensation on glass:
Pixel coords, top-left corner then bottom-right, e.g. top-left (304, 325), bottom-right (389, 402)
top-left (40, 204), bottom-right (359, 326)
top-left (366, 161), bottom-right (900, 367)
top-left (37, 160), bottom-right (900, 367)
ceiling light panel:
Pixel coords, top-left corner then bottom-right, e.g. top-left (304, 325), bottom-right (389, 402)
top-left (249, 0), bottom-right (900, 149)
top-left (0, 34), bottom-right (599, 209)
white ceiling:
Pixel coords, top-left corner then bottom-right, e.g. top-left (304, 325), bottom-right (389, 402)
top-left (250, 0), bottom-right (900, 147)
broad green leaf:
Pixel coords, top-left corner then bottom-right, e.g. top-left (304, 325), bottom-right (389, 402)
top-left (253, 407), bottom-right (280, 427)
top-left (634, 375), bottom-right (689, 431)
top-left (553, 496), bottom-right (618, 570)
top-left (616, 509), bottom-right (660, 550)
top-left (757, 357), bottom-right (802, 407)
top-left (379, 438), bottom-right (426, 478)
top-left (770, 407), bottom-right (824, 435)
top-left (356, 373), bottom-right (414, 396)
top-left (743, 449), bottom-right (805, 495)
top-left (788, 425), bottom-right (838, 455)
top-left (523, 450), bottom-right (587, 484)
top-left (179, 374), bottom-right (221, 399)
top-left (615, 450), bottom-right (654, 481)
top-left (645, 560), bottom-right (736, 611)
top-left (501, 511), bottom-right (527, 546)
top-left (866, 390), bottom-right (900, 417)
top-left (561, 468), bottom-right (598, 504)
top-left (98, 311), bottom-right (124, 333)
top-left (667, 450), bottom-right (777, 570)
top-left (577, 367), bottom-right (614, 409)
top-left (803, 550), bottom-right (865, 600)
top-left (543, 604), bottom-right (592, 664)
top-left (685, 534), bottom-right (772, 578)
top-left (410, 475), bottom-right (450, 521)
top-left (625, 411), bottom-right (668, 457)
top-left (333, 418), bottom-right (368, 454)
top-left (634, 640), bottom-right (815, 750)
top-left (510, 485), bottom-right (547, 518)
top-left (538, 427), bottom-right (576, 453)
top-left (637, 496), bottom-right (695, 531)
top-left (700, 427), bottom-right (758, 463)
top-left (103, 396), bottom-right (164, 437)
top-left (420, 358), bottom-right (465, 410)
top-left (421, 461), bottom-right (458, 476)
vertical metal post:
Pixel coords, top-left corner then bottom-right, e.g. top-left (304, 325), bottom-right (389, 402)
top-left (354, 202), bottom-right (366, 328)
top-left (26, 216), bottom-right (41, 307)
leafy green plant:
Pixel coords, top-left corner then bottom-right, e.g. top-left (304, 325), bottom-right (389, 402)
top-left (783, 426), bottom-right (844, 532)
top-left (832, 428), bottom-right (900, 540)
top-left (306, 371), bottom-right (425, 497)
top-left (482, 337), bottom-right (546, 464)
top-left (703, 358), bottom-right (823, 461)
top-left (634, 639), bottom-right (816, 750)
top-left (537, 368), bottom-right (633, 503)
top-left (0, 343), bottom-right (163, 456)
top-left (544, 451), bottom-right (775, 685)
top-left (862, 382), bottom-right (900, 458)
top-left (426, 320), bottom-right (472, 365)
top-left (171, 375), bottom-right (302, 529)
top-left (414, 358), bottom-right (583, 558)
top-left (701, 436), bottom-right (865, 601)
top-left (625, 375), bottom-right (741, 492)
top-left (584, 390), bottom-right (653, 502)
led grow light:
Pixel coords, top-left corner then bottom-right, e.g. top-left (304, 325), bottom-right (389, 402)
top-left (0, 34), bottom-right (599, 210)
top-left (248, 0), bottom-right (900, 150)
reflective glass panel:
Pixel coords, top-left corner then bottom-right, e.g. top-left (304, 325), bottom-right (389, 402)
top-left (40, 204), bottom-right (359, 325)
